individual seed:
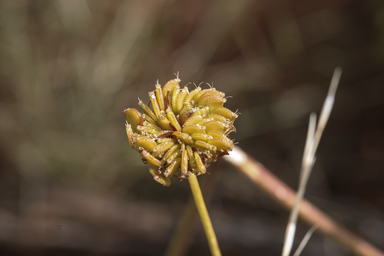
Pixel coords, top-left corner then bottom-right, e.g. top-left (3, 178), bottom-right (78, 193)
top-left (124, 108), bottom-right (143, 132)
top-left (164, 157), bottom-right (181, 177)
top-left (208, 138), bottom-right (233, 151)
top-left (176, 86), bottom-right (189, 114)
top-left (194, 152), bottom-right (206, 174)
top-left (149, 167), bottom-right (171, 186)
top-left (184, 86), bottom-right (201, 105)
top-left (208, 113), bottom-right (229, 124)
top-left (182, 124), bottom-right (206, 134)
top-left (153, 140), bottom-right (175, 156)
top-left (172, 131), bottom-right (194, 144)
top-left (135, 136), bottom-right (157, 152)
top-left (194, 117), bottom-right (213, 126)
top-left (142, 113), bottom-right (157, 125)
top-left (183, 114), bottom-right (203, 127)
top-left (181, 143), bottom-right (188, 176)
top-left (138, 99), bottom-right (158, 121)
top-left (191, 133), bottom-right (212, 142)
top-left (142, 121), bottom-right (162, 131)
top-left (207, 130), bottom-right (231, 141)
top-left (179, 103), bottom-right (193, 124)
top-left (186, 145), bottom-right (196, 169)
top-left (137, 124), bottom-right (160, 135)
top-left (166, 150), bottom-right (181, 164)
top-left (125, 123), bottom-right (136, 148)
top-left (155, 83), bottom-right (165, 110)
top-left (211, 107), bottom-right (238, 121)
top-left (165, 90), bottom-right (171, 110)
top-left (158, 113), bottom-right (173, 130)
top-left (190, 106), bottom-right (209, 119)
top-left (161, 144), bottom-right (181, 164)
top-left (156, 138), bottom-right (174, 144)
top-left (149, 91), bottom-right (161, 117)
top-left (139, 148), bottom-right (162, 166)
top-left (171, 86), bottom-right (180, 114)
top-left (162, 78), bottom-right (180, 99)
top-left (199, 89), bottom-right (225, 99)
top-left (195, 140), bottom-right (217, 152)
top-left (197, 94), bottom-right (226, 110)
top-left (193, 88), bottom-right (216, 103)
top-left (166, 107), bottom-right (182, 132)
top-left (204, 120), bottom-right (228, 133)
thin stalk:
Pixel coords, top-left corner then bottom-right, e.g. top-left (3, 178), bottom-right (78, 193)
top-left (188, 173), bottom-right (221, 256)
top-left (293, 225), bottom-right (318, 256)
top-left (164, 163), bottom-right (220, 256)
top-left (282, 67), bottom-right (341, 256)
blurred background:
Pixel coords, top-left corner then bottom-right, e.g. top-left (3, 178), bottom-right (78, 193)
top-left (0, 0), bottom-right (383, 255)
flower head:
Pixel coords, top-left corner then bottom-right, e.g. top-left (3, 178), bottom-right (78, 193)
top-left (125, 76), bottom-right (238, 186)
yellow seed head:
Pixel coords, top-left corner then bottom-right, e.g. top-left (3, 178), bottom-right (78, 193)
top-left (124, 76), bottom-right (238, 186)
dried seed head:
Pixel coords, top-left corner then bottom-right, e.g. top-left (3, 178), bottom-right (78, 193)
top-left (125, 75), bottom-right (238, 186)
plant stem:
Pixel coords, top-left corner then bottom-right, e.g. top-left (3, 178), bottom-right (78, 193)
top-left (188, 173), bottom-right (221, 256)
top-left (164, 163), bottom-right (219, 256)
top-left (225, 146), bottom-right (384, 256)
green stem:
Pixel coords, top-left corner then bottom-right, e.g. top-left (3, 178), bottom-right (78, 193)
top-left (188, 173), bottom-right (221, 256)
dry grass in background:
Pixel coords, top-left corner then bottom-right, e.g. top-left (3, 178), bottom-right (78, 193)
top-left (0, 0), bottom-right (384, 255)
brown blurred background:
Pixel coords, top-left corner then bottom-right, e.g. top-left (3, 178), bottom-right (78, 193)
top-left (0, 0), bottom-right (383, 255)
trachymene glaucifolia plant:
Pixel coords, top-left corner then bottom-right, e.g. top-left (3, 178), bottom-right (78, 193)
top-left (124, 76), bottom-right (238, 186)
